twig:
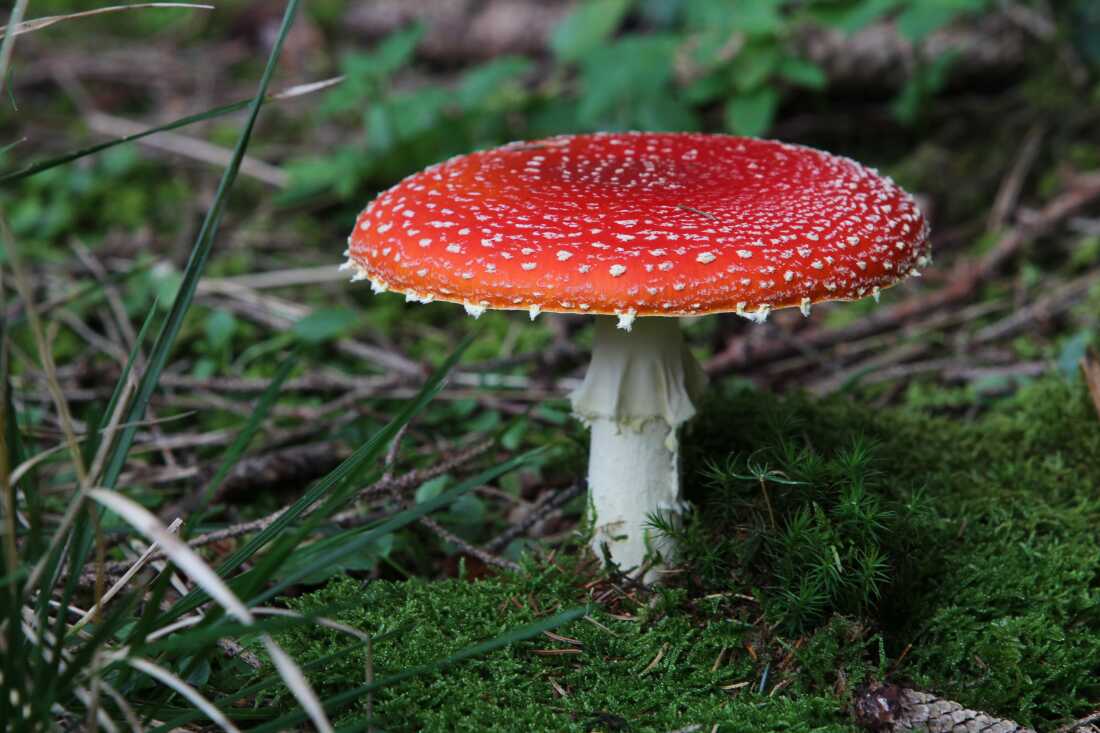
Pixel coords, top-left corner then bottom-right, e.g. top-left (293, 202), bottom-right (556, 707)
top-left (198, 284), bottom-right (580, 392)
top-left (418, 515), bottom-right (519, 572)
top-left (54, 309), bottom-right (131, 364)
top-left (987, 124), bottom-right (1045, 232)
top-left (850, 358), bottom-right (1048, 388)
top-left (72, 241), bottom-right (139, 349)
top-left (198, 285), bottom-right (423, 377)
top-left (973, 270), bottom-right (1100, 344)
top-left (161, 440), bottom-right (352, 518)
top-left (485, 482), bottom-right (585, 552)
top-left (87, 111), bottom-right (289, 188)
top-left (69, 241), bottom-right (179, 470)
top-left (71, 519), bottom-right (184, 633)
top-left (205, 266), bottom-right (351, 291)
top-left (762, 300), bottom-right (1004, 388)
top-left (807, 342), bottom-right (928, 395)
top-left (219, 637), bottom-right (264, 670)
top-left (379, 427), bottom-right (518, 571)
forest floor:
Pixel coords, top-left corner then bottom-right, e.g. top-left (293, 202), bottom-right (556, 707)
top-left (3, 1), bottom-right (1100, 731)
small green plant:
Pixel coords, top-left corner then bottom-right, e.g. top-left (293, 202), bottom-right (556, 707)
top-left (668, 429), bottom-right (928, 629)
top-left (663, 420), bottom-right (934, 630)
top-left (0, 146), bottom-right (188, 243)
top-left (671, 0), bottom-right (828, 136)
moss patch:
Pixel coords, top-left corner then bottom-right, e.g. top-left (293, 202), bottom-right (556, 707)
top-left (685, 377), bottom-right (1100, 728)
top-left (274, 573), bottom-right (864, 732)
top-left (271, 377), bottom-right (1100, 731)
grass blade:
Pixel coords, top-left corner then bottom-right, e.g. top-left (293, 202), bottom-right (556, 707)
top-left (250, 448), bottom-right (543, 607)
top-left (0, 76), bottom-right (343, 186)
top-left (84, 302), bottom-right (158, 466)
top-left (0, 0), bottom-right (28, 87)
top-left (0, 4), bottom-right (212, 37)
top-left (88, 488), bottom-right (334, 733)
top-left (157, 332), bottom-right (477, 624)
top-left (0, 274), bottom-right (22, 579)
top-left (20, 304), bottom-right (157, 597)
top-left (186, 349), bottom-right (298, 534)
top-left (263, 638), bottom-right (331, 733)
top-left (50, 593), bottom-right (142, 718)
top-left (149, 636), bottom-right (378, 731)
top-left (88, 489), bottom-right (252, 622)
top-left (123, 657), bottom-right (241, 733)
top-left (214, 332), bottom-right (472, 580)
top-left (99, 0), bottom-right (301, 492)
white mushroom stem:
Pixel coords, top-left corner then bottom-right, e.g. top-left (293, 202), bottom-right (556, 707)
top-left (570, 316), bottom-right (707, 580)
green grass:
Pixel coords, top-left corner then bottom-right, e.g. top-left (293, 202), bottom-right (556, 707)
top-left (270, 376), bottom-right (1100, 731)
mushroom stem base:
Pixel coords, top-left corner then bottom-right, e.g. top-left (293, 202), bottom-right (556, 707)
top-left (571, 316), bottom-right (706, 581)
top-left (586, 417), bottom-right (687, 579)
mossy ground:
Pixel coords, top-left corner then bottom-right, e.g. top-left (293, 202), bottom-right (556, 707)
top-left (271, 377), bottom-right (1100, 732)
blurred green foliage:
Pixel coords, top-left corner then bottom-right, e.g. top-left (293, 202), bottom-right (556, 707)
top-left (285, 0), bottom-right (999, 203)
top-left (284, 24), bottom-right (534, 203)
top-left (0, 147), bottom-right (186, 246)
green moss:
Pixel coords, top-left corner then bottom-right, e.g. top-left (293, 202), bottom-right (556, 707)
top-left (271, 377), bottom-right (1100, 730)
top-left (273, 572), bottom-right (859, 732)
top-left (684, 378), bottom-right (1100, 727)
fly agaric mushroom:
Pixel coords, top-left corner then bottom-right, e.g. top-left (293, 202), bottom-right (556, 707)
top-left (342, 132), bottom-right (929, 579)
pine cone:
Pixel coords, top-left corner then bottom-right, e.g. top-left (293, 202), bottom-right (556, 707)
top-left (854, 683), bottom-right (1036, 733)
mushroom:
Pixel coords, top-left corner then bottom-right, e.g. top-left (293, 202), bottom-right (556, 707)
top-left (342, 132), bottom-right (930, 580)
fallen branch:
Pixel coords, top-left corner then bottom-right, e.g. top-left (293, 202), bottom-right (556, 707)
top-left (162, 440), bottom-right (352, 518)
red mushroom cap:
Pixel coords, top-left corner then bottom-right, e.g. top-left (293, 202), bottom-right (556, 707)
top-left (345, 132), bottom-right (930, 319)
